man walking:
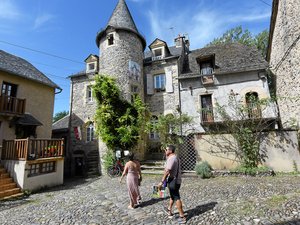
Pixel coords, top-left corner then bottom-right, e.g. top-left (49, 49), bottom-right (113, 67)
top-left (159, 144), bottom-right (186, 224)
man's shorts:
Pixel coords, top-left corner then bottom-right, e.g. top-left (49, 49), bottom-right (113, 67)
top-left (168, 183), bottom-right (181, 201)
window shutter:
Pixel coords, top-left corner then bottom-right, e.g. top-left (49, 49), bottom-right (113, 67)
top-left (165, 69), bottom-right (173, 93)
top-left (146, 74), bottom-right (154, 95)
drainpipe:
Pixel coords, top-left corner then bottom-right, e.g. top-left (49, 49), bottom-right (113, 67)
top-left (67, 78), bottom-right (74, 177)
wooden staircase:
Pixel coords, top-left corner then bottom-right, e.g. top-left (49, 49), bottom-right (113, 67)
top-left (0, 164), bottom-right (23, 200)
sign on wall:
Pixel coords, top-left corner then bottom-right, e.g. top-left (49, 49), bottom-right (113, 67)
top-left (128, 60), bottom-right (141, 81)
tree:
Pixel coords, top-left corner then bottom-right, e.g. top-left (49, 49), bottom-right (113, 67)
top-left (148, 113), bottom-right (192, 148)
top-left (53, 110), bottom-right (69, 123)
top-left (206, 26), bottom-right (269, 58)
top-left (93, 74), bottom-right (147, 151)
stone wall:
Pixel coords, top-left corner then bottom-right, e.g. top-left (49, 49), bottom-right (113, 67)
top-left (269, 0), bottom-right (300, 128)
top-left (194, 130), bottom-right (300, 172)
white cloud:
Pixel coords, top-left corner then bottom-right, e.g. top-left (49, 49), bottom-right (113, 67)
top-left (33, 13), bottom-right (55, 30)
top-left (146, 2), bottom-right (271, 49)
top-left (0, 0), bottom-right (20, 20)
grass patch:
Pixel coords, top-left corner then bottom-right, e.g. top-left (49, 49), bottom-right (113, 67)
top-left (265, 195), bottom-right (288, 208)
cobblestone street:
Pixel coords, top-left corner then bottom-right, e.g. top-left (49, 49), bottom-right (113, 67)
top-left (0, 174), bottom-right (300, 225)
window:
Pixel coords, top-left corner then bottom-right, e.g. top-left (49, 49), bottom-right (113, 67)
top-left (149, 116), bottom-right (159, 140)
top-left (154, 74), bottom-right (166, 92)
top-left (86, 122), bottom-right (94, 142)
top-left (2, 82), bottom-right (17, 97)
top-left (152, 48), bottom-right (163, 60)
top-left (201, 94), bottom-right (214, 122)
top-left (200, 61), bottom-right (213, 75)
top-left (87, 62), bottom-right (95, 72)
top-left (87, 86), bottom-right (93, 102)
top-left (107, 34), bottom-right (114, 46)
top-left (246, 92), bottom-right (261, 118)
top-left (28, 161), bottom-right (56, 177)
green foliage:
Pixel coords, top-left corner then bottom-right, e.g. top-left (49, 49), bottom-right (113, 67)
top-left (207, 91), bottom-right (277, 168)
top-left (53, 110), bottom-right (69, 123)
top-left (206, 26), bottom-right (269, 58)
top-left (93, 74), bottom-right (147, 151)
top-left (195, 161), bottom-right (213, 179)
top-left (293, 160), bottom-right (299, 173)
top-left (102, 148), bottom-right (115, 170)
top-left (147, 113), bottom-right (192, 147)
top-left (231, 165), bottom-right (271, 176)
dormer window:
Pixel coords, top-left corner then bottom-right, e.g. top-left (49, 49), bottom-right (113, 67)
top-left (200, 61), bottom-right (213, 75)
top-left (107, 34), bottom-right (114, 46)
top-left (86, 62), bottom-right (96, 73)
top-left (152, 47), bottom-right (163, 61)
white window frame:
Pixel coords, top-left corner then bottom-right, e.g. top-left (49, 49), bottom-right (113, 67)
top-left (87, 86), bottom-right (94, 103)
top-left (149, 116), bottom-right (159, 140)
top-left (152, 47), bottom-right (164, 60)
top-left (86, 122), bottom-right (94, 142)
top-left (154, 74), bottom-right (166, 91)
top-left (86, 62), bottom-right (96, 73)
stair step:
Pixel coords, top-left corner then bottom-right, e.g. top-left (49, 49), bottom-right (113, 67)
top-left (141, 160), bottom-right (165, 166)
top-left (0, 168), bottom-right (6, 174)
top-left (0, 188), bottom-right (21, 198)
top-left (0, 183), bottom-right (16, 192)
top-left (0, 173), bottom-right (9, 178)
top-left (0, 178), bottom-right (13, 185)
top-left (0, 192), bottom-right (24, 200)
top-left (141, 169), bottom-right (164, 175)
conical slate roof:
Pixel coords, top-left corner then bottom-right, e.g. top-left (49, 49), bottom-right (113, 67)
top-left (107, 0), bottom-right (138, 33)
top-left (96, 0), bottom-right (146, 49)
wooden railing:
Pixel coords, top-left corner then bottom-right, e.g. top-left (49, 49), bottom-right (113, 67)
top-left (1, 138), bottom-right (64, 160)
top-left (0, 95), bottom-right (26, 115)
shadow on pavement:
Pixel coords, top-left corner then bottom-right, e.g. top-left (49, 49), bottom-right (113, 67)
top-left (138, 197), bottom-right (170, 208)
top-left (185, 201), bottom-right (218, 222)
top-left (272, 219), bottom-right (300, 225)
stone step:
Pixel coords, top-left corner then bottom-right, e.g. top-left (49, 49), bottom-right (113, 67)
top-left (0, 188), bottom-right (22, 199)
top-left (0, 183), bottom-right (17, 192)
top-left (141, 165), bottom-right (164, 170)
top-left (141, 169), bottom-right (164, 175)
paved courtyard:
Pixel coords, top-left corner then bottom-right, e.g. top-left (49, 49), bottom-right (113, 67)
top-left (0, 174), bottom-right (300, 225)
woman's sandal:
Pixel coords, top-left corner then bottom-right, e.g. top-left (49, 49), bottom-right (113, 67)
top-left (163, 207), bottom-right (174, 218)
top-left (178, 216), bottom-right (186, 224)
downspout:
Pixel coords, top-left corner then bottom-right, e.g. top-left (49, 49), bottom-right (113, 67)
top-left (67, 78), bottom-right (74, 176)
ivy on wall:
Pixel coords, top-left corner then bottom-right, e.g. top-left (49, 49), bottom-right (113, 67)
top-left (93, 74), bottom-right (147, 151)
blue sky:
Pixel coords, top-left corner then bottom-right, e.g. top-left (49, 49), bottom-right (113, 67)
top-left (0, 0), bottom-right (272, 116)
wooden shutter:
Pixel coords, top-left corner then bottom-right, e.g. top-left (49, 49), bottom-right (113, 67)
top-left (146, 74), bottom-right (154, 95)
top-left (165, 68), bottom-right (173, 93)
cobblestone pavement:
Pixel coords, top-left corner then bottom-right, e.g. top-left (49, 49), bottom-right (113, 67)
top-left (0, 174), bottom-right (300, 225)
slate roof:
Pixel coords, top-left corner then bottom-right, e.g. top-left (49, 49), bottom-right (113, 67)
top-left (52, 114), bottom-right (69, 131)
top-left (0, 50), bottom-right (60, 89)
top-left (96, 0), bottom-right (146, 50)
top-left (180, 43), bottom-right (268, 78)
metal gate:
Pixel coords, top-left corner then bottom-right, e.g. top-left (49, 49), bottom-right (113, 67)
top-left (178, 134), bottom-right (198, 171)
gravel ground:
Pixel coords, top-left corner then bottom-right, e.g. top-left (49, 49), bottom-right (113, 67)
top-left (0, 174), bottom-right (300, 225)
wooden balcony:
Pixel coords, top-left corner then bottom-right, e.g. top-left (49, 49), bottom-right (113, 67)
top-left (0, 95), bottom-right (26, 116)
top-left (1, 138), bottom-right (64, 161)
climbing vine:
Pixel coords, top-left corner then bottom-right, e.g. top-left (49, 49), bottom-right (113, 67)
top-left (93, 74), bottom-right (147, 151)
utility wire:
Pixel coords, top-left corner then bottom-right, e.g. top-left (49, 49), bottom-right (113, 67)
top-left (258, 0), bottom-right (271, 7)
top-left (0, 40), bottom-right (84, 65)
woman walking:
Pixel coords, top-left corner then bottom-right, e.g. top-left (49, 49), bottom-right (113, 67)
top-left (120, 152), bottom-right (142, 209)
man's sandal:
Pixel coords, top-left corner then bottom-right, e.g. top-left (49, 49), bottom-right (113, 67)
top-left (163, 207), bottom-right (174, 218)
top-left (178, 216), bottom-right (186, 224)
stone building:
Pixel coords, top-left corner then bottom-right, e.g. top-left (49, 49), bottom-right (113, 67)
top-left (65, 0), bottom-right (278, 175)
top-left (267, 0), bottom-right (300, 129)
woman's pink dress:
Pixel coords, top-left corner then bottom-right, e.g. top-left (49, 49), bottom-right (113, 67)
top-left (126, 165), bottom-right (141, 206)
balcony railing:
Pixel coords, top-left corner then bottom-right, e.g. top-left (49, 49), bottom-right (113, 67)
top-left (1, 138), bottom-right (64, 160)
top-left (0, 95), bottom-right (26, 115)
top-left (201, 109), bottom-right (214, 123)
